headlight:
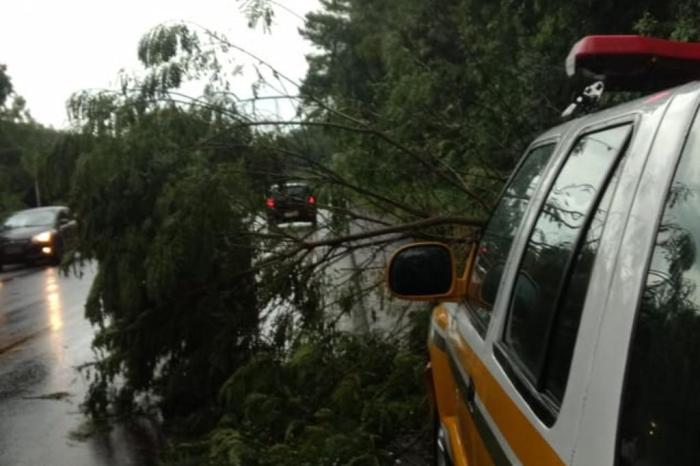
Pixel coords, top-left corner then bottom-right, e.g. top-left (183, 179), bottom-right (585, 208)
top-left (32, 231), bottom-right (53, 243)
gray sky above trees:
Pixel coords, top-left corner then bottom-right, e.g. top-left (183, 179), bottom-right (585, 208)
top-left (0, 0), bottom-right (319, 128)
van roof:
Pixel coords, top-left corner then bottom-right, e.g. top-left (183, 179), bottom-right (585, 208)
top-left (536, 80), bottom-right (700, 143)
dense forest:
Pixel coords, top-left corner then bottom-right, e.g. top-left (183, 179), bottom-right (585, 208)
top-left (4, 0), bottom-right (700, 465)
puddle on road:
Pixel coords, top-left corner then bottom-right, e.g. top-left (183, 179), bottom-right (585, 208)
top-left (0, 358), bottom-right (48, 401)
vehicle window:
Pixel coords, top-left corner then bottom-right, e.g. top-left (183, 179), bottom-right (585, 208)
top-left (502, 124), bottom-right (631, 393)
top-left (3, 210), bottom-right (56, 228)
top-left (617, 114), bottom-right (700, 466)
top-left (270, 184), bottom-right (311, 199)
top-left (464, 143), bottom-right (556, 336)
top-left (542, 167), bottom-right (619, 402)
top-left (286, 185), bottom-right (310, 198)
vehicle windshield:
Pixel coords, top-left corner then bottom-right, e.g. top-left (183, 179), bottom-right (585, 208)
top-left (271, 185), bottom-right (311, 198)
top-left (3, 210), bottom-right (56, 228)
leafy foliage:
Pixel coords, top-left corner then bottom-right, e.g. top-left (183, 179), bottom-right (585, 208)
top-left (48, 1), bottom-right (700, 465)
top-left (68, 94), bottom-right (260, 423)
top-left (298, 0), bottom-right (700, 220)
top-left (0, 64), bottom-right (61, 216)
top-left (0, 65), bottom-right (11, 108)
top-left (165, 318), bottom-right (431, 466)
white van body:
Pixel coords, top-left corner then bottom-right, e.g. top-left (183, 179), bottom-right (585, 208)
top-left (420, 82), bottom-right (700, 466)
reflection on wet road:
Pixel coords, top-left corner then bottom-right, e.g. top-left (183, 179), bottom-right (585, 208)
top-left (0, 264), bottom-right (159, 466)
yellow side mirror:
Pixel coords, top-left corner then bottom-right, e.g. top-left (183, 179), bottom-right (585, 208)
top-left (386, 242), bottom-right (471, 302)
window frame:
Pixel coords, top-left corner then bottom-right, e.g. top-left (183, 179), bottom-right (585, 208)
top-left (464, 139), bottom-right (559, 338)
top-left (494, 121), bottom-right (635, 426)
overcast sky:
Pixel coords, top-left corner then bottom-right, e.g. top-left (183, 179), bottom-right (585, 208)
top-left (0, 0), bottom-right (320, 128)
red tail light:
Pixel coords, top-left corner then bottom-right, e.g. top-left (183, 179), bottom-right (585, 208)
top-left (266, 197), bottom-right (276, 209)
top-left (307, 195), bottom-right (316, 205)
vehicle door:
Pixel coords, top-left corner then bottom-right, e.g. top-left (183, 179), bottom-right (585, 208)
top-left (446, 112), bottom-right (656, 465)
top-left (571, 87), bottom-right (700, 465)
top-left (435, 137), bottom-right (561, 466)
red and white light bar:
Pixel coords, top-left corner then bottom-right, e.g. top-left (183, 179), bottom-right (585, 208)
top-left (567, 35), bottom-right (700, 91)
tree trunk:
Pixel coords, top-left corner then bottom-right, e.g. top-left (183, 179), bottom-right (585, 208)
top-left (34, 178), bottom-right (41, 207)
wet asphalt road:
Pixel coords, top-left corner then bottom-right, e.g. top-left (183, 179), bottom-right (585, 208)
top-left (0, 263), bottom-right (159, 466)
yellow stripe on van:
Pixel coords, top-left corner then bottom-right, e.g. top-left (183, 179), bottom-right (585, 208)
top-left (451, 333), bottom-right (566, 466)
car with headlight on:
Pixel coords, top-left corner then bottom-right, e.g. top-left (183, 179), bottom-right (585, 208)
top-left (0, 206), bottom-right (77, 270)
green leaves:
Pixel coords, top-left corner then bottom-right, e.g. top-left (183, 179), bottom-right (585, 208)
top-left (208, 428), bottom-right (254, 466)
top-left (68, 92), bottom-right (260, 420)
top-left (138, 24), bottom-right (200, 68)
top-left (198, 329), bottom-right (429, 466)
top-left (0, 65), bottom-right (11, 107)
top-left (60, 2), bottom-right (700, 464)
top-left (0, 69), bottom-right (60, 215)
top-left (298, 0), bottom-right (700, 224)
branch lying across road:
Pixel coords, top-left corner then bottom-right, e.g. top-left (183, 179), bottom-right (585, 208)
top-left (225, 118), bottom-right (491, 211)
top-left (299, 215), bottom-right (483, 250)
top-left (248, 214), bottom-right (482, 273)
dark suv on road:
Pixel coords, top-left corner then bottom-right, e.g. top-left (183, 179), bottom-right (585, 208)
top-left (265, 182), bottom-right (317, 226)
top-left (0, 206), bottom-right (77, 270)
